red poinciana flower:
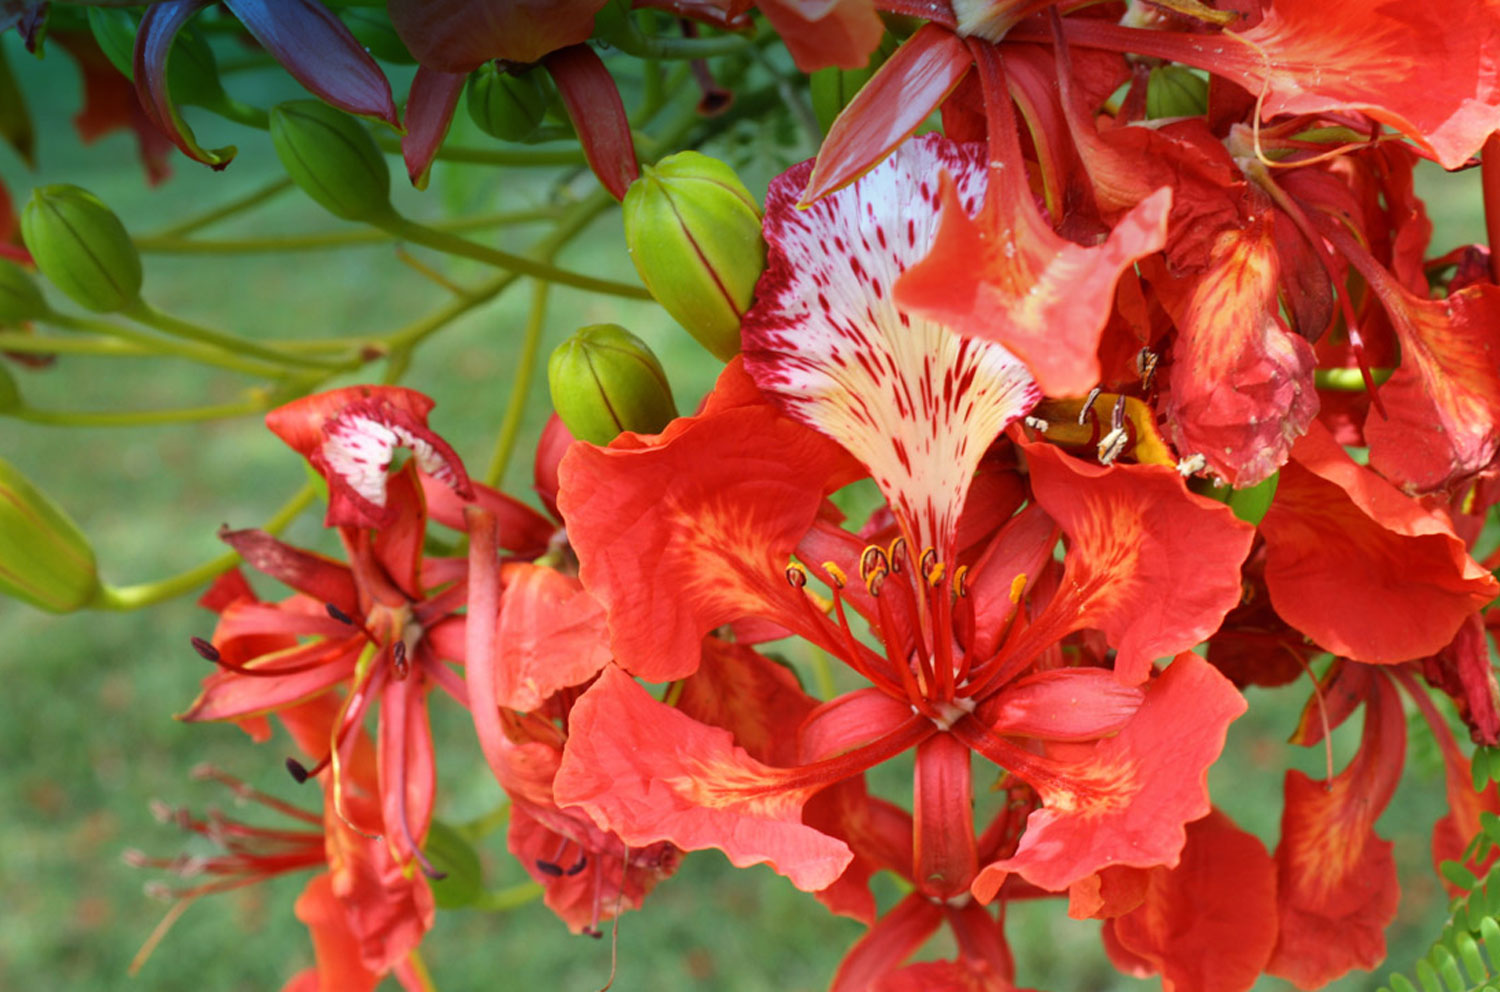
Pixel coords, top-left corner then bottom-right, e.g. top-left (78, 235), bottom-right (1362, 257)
top-left (182, 386), bottom-right (475, 878)
top-left (548, 135), bottom-right (1254, 977)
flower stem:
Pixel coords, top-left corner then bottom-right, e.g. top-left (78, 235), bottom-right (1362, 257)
top-left (135, 207), bottom-right (563, 255)
top-left (484, 280), bottom-right (552, 488)
top-left (12, 396), bottom-right (272, 427)
top-left (374, 135), bottom-right (585, 167)
top-left (145, 177), bottom-right (292, 239)
top-left (377, 214), bottom-right (652, 300)
top-left (120, 299), bottom-right (349, 371)
top-left (46, 311), bottom-right (305, 378)
top-left (93, 482), bottom-right (316, 611)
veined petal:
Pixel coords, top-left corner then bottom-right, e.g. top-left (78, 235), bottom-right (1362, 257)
top-left (968, 653), bottom-right (1245, 897)
top-left (745, 133), bottom-right (1040, 557)
top-left (494, 563), bottom-right (610, 712)
top-left (985, 668), bottom-right (1144, 742)
top-left (1021, 441), bottom-right (1255, 685)
top-left (1260, 422), bottom-right (1499, 662)
top-left (1267, 666), bottom-right (1403, 988)
top-left (554, 667), bottom-right (854, 893)
top-left (217, 528), bottom-right (358, 613)
top-left (1154, 212), bottom-right (1317, 487)
top-left (895, 46), bottom-right (1170, 399)
top-left (678, 638), bottom-right (818, 767)
top-left (557, 393), bottom-right (853, 682)
top-left (266, 386), bottom-right (471, 529)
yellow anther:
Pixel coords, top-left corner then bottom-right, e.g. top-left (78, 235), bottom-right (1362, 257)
top-left (926, 561), bottom-right (947, 587)
top-left (888, 537), bottom-right (907, 572)
top-left (785, 562), bottom-right (808, 588)
top-left (865, 570), bottom-right (886, 598)
top-left (919, 546), bottom-right (938, 581)
top-left (859, 544), bottom-right (890, 584)
top-left (1009, 572), bottom-right (1028, 604)
top-left (953, 564), bottom-right (969, 597)
top-left (822, 561), bottom-right (847, 589)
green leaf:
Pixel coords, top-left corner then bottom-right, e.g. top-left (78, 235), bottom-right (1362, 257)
top-left (1443, 860), bottom-right (1481, 892)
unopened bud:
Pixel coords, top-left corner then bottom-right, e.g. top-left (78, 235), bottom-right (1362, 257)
top-left (0, 455), bottom-right (100, 612)
top-left (548, 323), bottom-right (677, 445)
top-left (1145, 65), bottom-right (1208, 120)
top-left (269, 101), bottom-right (394, 223)
top-left (466, 63), bottom-right (548, 142)
top-left (21, 184), bottom-right (141, 313)
top-left (0, 259), bottom-right (47, 324)
top-left (623, 151), bottom-right (764, 362)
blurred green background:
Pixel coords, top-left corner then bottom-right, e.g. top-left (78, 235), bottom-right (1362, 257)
top-left (0, 24), bottom-right (1491, 992)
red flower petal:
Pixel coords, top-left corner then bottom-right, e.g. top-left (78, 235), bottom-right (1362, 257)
top-left (494, 563), bottom-right (610, 712)
top-left (218, 528), bottom-right (358, 612)
top-left (291, 874), bottom-right (382, 992)
top-left (557, 395), bottom-right (850, 682)
top-left (554, 666), bottom-right (855, 892)
top-left (1106, 809), bottom-right (1278, 992)
top-left (830, 892), bottom-right (945, 992)
top-left (1259, 421), bottom-right (1499, 662)
top-left (759, 0), bottom-right (883, 72)
top-left (1267, 666), bottom-right (1403, 988)
top-left (984, 668), bottom-right (1144, 742)
top-left (387, 0), bottom-right (607, 69)
top-left (1021, 441), bottom-right (1255, 684)
top-left (746, 133), bottom-right (1039, 558)
top-left (1152, 211), bottom-right (1317, 487)
top-left (678, 638), bottom-right (818, 766)
top-left (802, 25), bottom-right (972, 204)
top-left (968, 652), bottom-right (1245, 896)
top-left (400, 67), bottom-right (465, 189)
top-left (543, 45), bottom-right (638, 201)
top-left (895, 47), bottom-right (1170, 398)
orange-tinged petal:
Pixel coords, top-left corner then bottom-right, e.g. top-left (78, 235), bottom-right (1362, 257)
top-left (747, 133), bottom-right (1040, 558)
top-left (1260, 421), bottom-right (1499, 662)
top-left (291, 874), bottom-right (382, 992)
top-left (830, 892), bottom-right (945, 992)
top-left (968, 652), bottom-right (1245, 896)
top-left (678, 637), bottom-right (818, 767)
top-left (554, 666), bottom-right (855, 892)
top-left (1021, 441), bottom-right (1255, 684)
top-left (914, 733), bottom-right (978, 898)
top-left (557, 396), bottom-right (852, 682)
top-left (760, 0), bottom-right (884, 73)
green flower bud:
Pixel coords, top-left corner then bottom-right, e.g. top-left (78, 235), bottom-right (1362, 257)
top-left (809, 33), bottom-right (899, 135)
top-left (0, 259), bottom-right (48, 324)
top-left (623, 151), bottom-right (764, 362)
top-left (21, 184), bottom-right (142, 313)
top-left (1146, 65), bottom-right (1209, 120)
top-left (0, 456), bottom-right (100, 612)
top-left (422, 820), bottom-right (483, 909)
top-left (466, 63), bottom-right (548, 142)
top-left (269, 101), bottom-right (394, 223)
top-left (548, 323), bottom-right (678, 445)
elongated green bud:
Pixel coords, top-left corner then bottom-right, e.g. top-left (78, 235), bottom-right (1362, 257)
top-left (1146, 65), bottom-right (1208, 120)
top-left (466, 63), bottom-right (548, 142)
top-left (548, 323), bottom-right (677, 445)
top-left (21, 184), bottom-right (142, 313)
top-left (269, 101), bottom-right (394, 223)
top-left (0, 456), bottom-right (100, 612)
top-left (0, 259), bottom-right (47, 324)
top-left (623, 151), bottom-right (764, 361)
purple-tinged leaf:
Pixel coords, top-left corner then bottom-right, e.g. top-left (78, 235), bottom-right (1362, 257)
top-left (387, 0), bottom-right (607, 70)
top-left (133, 0), bottom-right (234, 170)
top-left (222, 0), bottom-right (399, 130)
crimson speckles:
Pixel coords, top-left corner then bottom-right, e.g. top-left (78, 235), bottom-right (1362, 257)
top-left (742, 134), bottom-right (1041, 558)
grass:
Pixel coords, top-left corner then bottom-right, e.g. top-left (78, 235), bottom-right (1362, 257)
top-left (0, 29), bottom-right (1491, 992)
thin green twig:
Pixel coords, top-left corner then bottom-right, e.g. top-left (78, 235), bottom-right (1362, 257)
top-left (484, 280), bottom-right (552, 488)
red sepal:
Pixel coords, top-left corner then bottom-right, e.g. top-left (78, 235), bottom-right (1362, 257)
top-left (543, 45), bottom-right (639, 201)
top-left (401, 67), bottom-right (466, 189)
top-left (387, 0), bottom-right (607, 69)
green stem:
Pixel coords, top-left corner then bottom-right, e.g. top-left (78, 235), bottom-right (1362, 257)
top-left (0, 332), bottom-right (151, 357)
top-left (484, 280), bottom-right (551, 488)
top-left (471, 882), bottom-right (544, 913)
top-left (146, 178), bottom-right (292, 239)
top-left (809, 645), bottom-right (837, 701)
top-left (135, 207), bottom-right (563, 255)
top-left (606, 24), bottom-right (753, 60)
top-left (46, 311), bottom-right (303, 378)
top-left (93, 482), bottom-right (317, 610)
top-left (11, 397), bottom-right (272, 427)
top-left (374, 136), bottom-right (584, 167)
top-left (121, 299), bottom-right (350, 371)
top-left (379, 215), bottom-right (651, 300)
